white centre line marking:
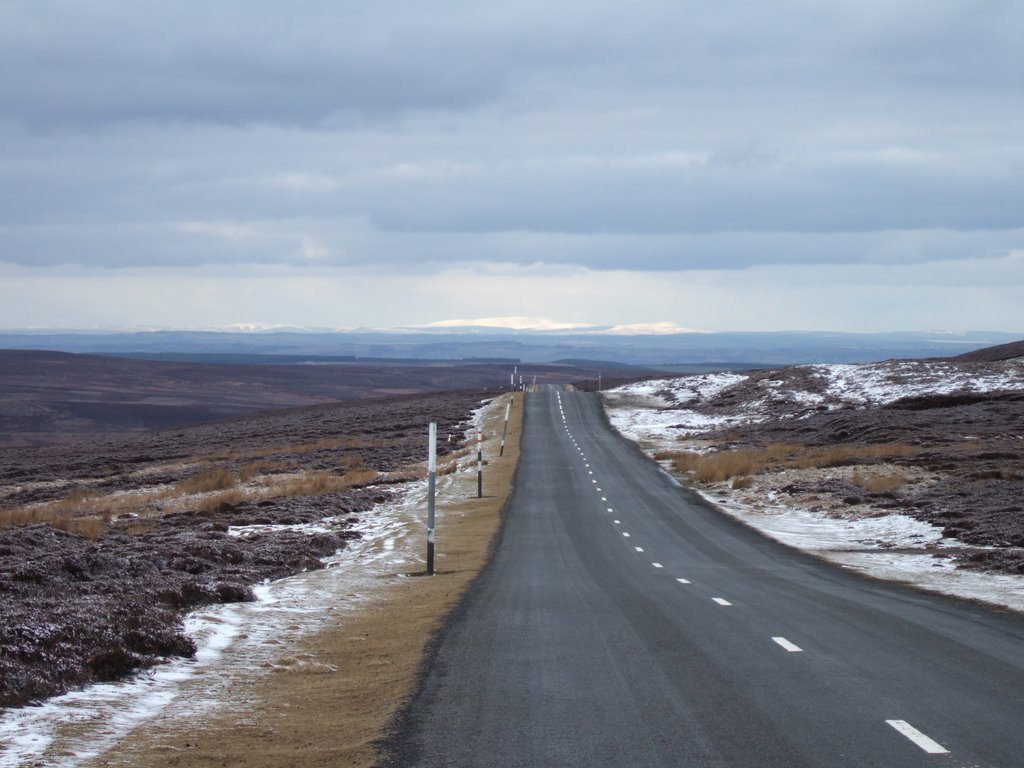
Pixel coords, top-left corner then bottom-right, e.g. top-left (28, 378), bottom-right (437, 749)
top-left (601, 496), bottom-right (607, 501)
top-left (712, 598), bottom-right (732, 606)
top-left (592, 479), bottom-right (597, 484)
top-left (613, 519), bottom-right (621, 524)
top-left (606, 507), bottom-right (613, 512)
top-left (885, 720), bottom-right (949, 755)
top-left (596, 487), bottom-right (602, 492)
top-left (622, 532), bottom-right (630, 538)
top-left (635, 546), bottom-right (644, 552)
top-left (676, 578), bottom-right (691, 584)
top-left (652, 562), bottom-right (663, 568)
top-left (588, 470), bottom-right (593, 475)
top-left (772, 637), bottom-right (803, 653)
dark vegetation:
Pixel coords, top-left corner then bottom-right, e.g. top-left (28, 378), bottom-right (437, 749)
top-left (0, 390), bottom-right (484, 709)
top-left (0, 350), bottom-right (611, 447)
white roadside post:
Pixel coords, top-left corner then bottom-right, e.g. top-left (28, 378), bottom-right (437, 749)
top-left (427, 421), bottom-right (437, 576)
top-left (476, 427), bottom-right (483, 498)
top-left (499, 401), bottom-right (511, 457)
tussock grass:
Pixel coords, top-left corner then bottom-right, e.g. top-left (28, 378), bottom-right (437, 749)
top-left (175, 468), bottom-right (239, 495)
top-left (52, 514), bottom-right (109, 539)
top-left (850, 472), bottom-right (907, 493)
top-left (279, 468), bottom-right (380, 497)
top-left (195, 488), bottom-right (249, 513)
top-left (661, 442), bottom-right (922, 484)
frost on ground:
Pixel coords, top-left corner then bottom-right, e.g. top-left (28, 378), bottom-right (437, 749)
top-left (0, 393), bottom-right (503, 765)
top-left (0, 390), bottom-right (498, 766)
top-left (604, 346), bottom-right (1024, 612)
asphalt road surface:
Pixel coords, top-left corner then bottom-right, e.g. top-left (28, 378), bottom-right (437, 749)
top-left (387, 386), bottom-right (1024, 767)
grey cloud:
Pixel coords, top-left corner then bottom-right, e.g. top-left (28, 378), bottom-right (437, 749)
top-left (2, 0), bottom-right (1023, 278)
top-left (3, 1), bottom-right (1023, 129)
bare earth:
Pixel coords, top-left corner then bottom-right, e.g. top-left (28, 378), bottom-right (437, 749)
top-left (85, 392), bottom-right (522, 768)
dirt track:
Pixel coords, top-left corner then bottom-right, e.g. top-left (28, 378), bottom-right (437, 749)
top-left (84, 392), bottom-right (522, 768)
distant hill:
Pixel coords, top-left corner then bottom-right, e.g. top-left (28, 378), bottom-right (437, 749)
top-left (0, 350), bottom-right (634, 446)
top-left (952, 339), bottom-right (1024, 363)
top-left (1, 328), bottom-right (1020, 366)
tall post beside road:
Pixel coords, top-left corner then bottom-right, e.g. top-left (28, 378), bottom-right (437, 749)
top-left (427, 421), bottom-right (436, 576)
top-left (476, 427), bottom-right (483, 498)
top-left (499, 401), bottom-right (511, 457)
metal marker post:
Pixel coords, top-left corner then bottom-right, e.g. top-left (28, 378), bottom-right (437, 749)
top-left (427, 421), bottom-right (436, 575)
top-left (499, 401), bottom-right (510, 456)
top-left (476, 428), bottom-right (483, 498)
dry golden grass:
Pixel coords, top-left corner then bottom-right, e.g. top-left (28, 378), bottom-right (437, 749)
top-left (52, 513), bottom-right (109, 539)
top-left (0, 458), bottom-right (384, 534)
top-left (1, 417), bottom-right (486, 538)
top-left (278, 468), bottom-right (380, 497)
top-left (662, 442), bottom-right (922, 484)
top-left (195, 488), bottom-right (249, 513)
top-left (850, 472), bottom-right (907, 493)
top-left (175, 468), bottom-right (239, 495)
top-left (0, 484), bottom-right (176, 535)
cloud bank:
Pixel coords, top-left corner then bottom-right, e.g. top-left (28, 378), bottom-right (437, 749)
top-left (1, 1), bottom-right (1022, 331)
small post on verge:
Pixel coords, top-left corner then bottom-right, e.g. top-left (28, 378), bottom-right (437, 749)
top-left (499, 401), bottom-right (511, 457)
top-left (476, 427), bottom-right (483, 498)
top-left (427, 421), bottom-right (437, 576)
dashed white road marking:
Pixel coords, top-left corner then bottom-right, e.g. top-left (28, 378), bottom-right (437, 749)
top-left (606, 507), bottom-right (613, 512)
top-left (676, 578), bottom-right (691, 584)
top-left (772, 637), bottom-right (803, 653)
top-left (652, 562), bottom-right (663, 568)
top-left (596, 487), bottom-right (602, 492)
top-left (601, 496), bottom-right (607, 501)
top-left (634, 546), bottom-right (645, 553)
top-left (712, 598), bottom-right (732, 606)
top-left (622, 532), bottom-right (631, 538)
top-left (613, 519), bottom-right (621, 524)
top-left (885, 720), bottom-right (949, 755)
top-left (591, 479), bottom-right (597, 484)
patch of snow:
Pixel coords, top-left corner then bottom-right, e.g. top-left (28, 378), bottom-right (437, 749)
top-left (710, 490), bottom-right (1024, 612)
top-left (810, 360), bottom-right (1024, 408)
top-left (603, 373), bottom-right (752, 442)
top-left (603, 379), bottom-right (1024, 615)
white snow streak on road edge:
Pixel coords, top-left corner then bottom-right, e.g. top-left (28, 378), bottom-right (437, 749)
top-left (0, 399), bottom-right (499, 768)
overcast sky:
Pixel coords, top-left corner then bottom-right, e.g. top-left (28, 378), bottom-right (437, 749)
top-left (1, 1), bottom-right (1022, 333)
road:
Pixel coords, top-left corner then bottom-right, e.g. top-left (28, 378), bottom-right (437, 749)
top-left (387, 386), bottom-right (1024, 767)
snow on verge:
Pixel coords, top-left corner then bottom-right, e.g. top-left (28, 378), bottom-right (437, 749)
top-left (603, 369), bottom-right (1024, 615)
top-left (0, 398), bottom-right (499, 768)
